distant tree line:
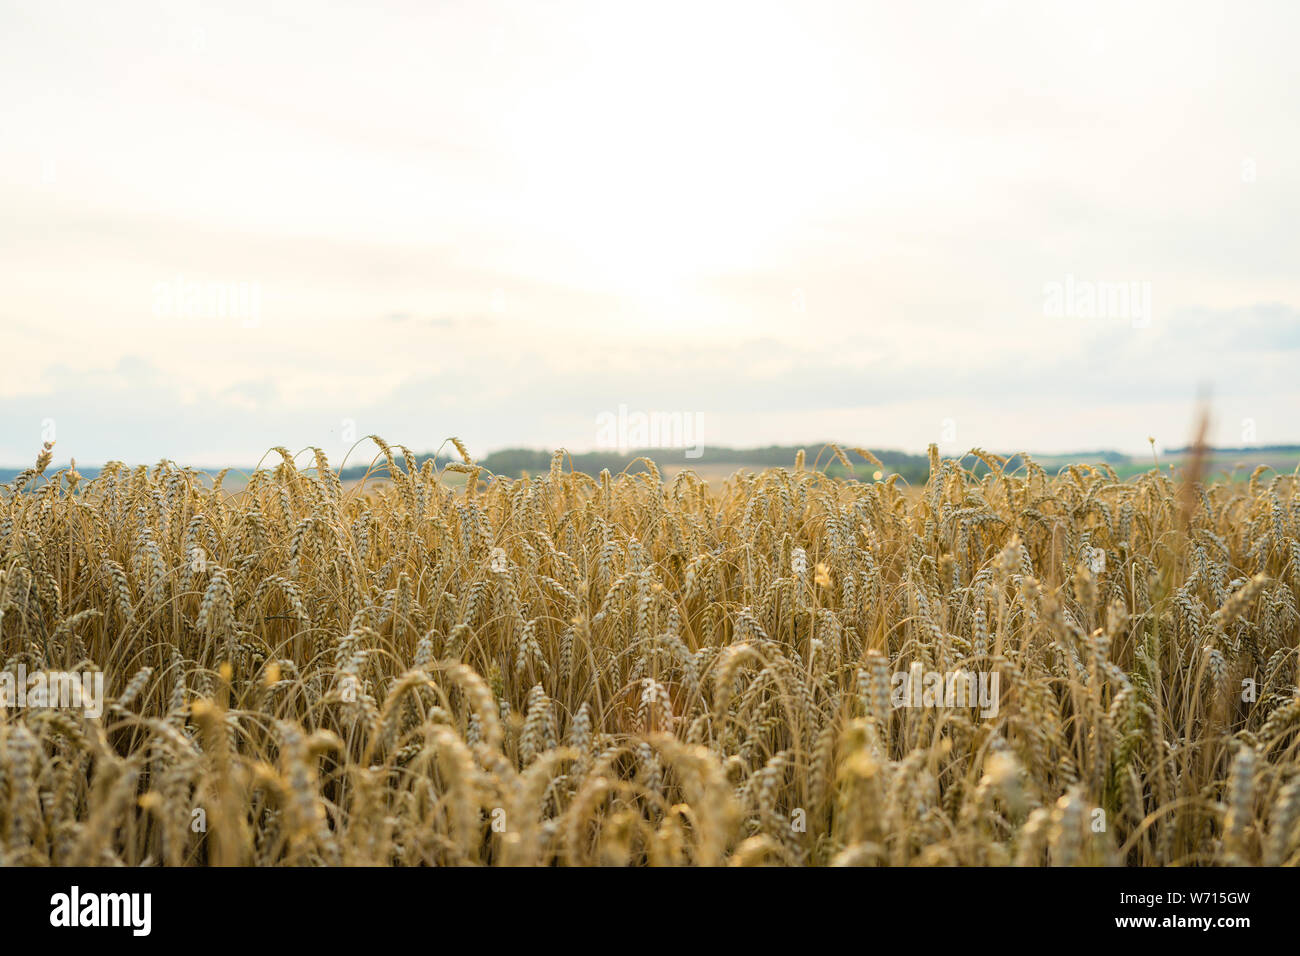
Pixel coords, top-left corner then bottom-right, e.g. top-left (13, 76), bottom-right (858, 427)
top-left (336, 445), bottom-right (935, 484)
top-left (16, 442), bottom-right (1281, 490)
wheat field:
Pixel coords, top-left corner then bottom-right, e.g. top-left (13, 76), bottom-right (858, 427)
top-left (1, 436), bottom-right (1298, 867)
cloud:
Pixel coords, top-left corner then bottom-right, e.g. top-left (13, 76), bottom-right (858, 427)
top-left (4, 297), bottom-right (1297, 466)
top-left (1160, 303), bottom-right (1300, 353)
top-left (4, 2), bottom-right (1299, 462)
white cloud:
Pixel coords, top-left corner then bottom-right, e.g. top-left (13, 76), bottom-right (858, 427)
top-left (2, 0), bottom-right (1298, 463)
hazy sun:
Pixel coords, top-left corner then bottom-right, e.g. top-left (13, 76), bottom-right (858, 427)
top-left (497, 2), bottom-right (839, 319)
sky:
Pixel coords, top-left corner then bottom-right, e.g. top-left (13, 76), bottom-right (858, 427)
top-left (2, 0), bottom-right (1299, 467)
